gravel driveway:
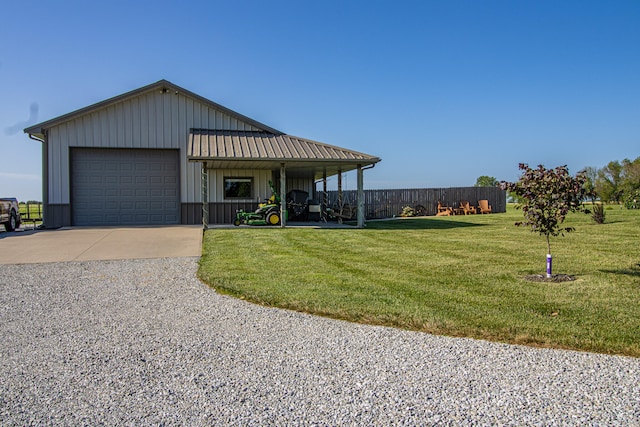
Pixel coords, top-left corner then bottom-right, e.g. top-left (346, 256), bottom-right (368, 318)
top-left (1, 258), bottom-right (638, 425)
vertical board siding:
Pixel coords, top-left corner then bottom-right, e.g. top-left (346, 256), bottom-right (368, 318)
top-left (140, 95), bottom-right (149, 148)
top-left (148, 93), bottom-right (156, 147)
top-left (183, 97), bottom-right (196, 203)
top-left (326, 187), bottom-right (506, 219)
top-left (207, 169), bottom-right (274, 203)
top-left (200, 170), bottom-right (314, 204)
top-left (45, 89), bottom-right (264, 204)
top-left (117, 102), bottom-right (126, 146)
top-left (287, 178), bottom-right (315, 199)
top-left (47, 127), bottom-right (69, 204)
top-left (208, 201), bottom-right (257, 224)
top-left (92, 112), bottom-right (101, 147)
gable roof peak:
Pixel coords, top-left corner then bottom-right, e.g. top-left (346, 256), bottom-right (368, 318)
top-left (24, 79), bottom-right (282, 137)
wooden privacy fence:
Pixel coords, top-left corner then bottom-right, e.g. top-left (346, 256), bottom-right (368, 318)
top-left (325, 187), bottom-right (506, 220)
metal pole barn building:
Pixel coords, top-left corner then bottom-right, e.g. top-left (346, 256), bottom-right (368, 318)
top-left (24, 80), bottom-right (380, 228)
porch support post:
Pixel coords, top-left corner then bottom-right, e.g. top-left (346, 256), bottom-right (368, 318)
top-left (201, 162), bottom-right (208, 230)
top-left (357, 164), bottom-right (364, 228)
top-left (337, 170), bottom-right (343, 224)
top-left (322, 169), bottom-right (327, 222)
top-left (280, 163), bottom-right (287, 228)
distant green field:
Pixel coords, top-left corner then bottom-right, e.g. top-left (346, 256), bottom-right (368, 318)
top-left (198, 206), bottom-right (640, 357)
top-left (18, 203), bottom-right (43, 224)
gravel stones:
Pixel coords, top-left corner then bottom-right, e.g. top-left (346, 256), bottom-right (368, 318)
top-left (1, 258), bottom-right (639, 425)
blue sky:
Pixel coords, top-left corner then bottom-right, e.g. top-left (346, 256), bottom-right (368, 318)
top-left (1, 0), bottom-right (638, 201)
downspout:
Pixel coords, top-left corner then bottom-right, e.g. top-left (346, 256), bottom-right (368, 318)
top-left (356, 163), bottom-right (376, 228)
top-left (29, 132), bottom-right (48, 228)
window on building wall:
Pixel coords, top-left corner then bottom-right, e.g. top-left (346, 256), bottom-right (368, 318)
top-left (224, 177), bottom-right (253, 199)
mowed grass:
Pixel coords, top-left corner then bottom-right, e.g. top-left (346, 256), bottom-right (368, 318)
top-left (198, 206), bottom-right (640, 357)
top-left (18, 204), bottom-right (43, 224)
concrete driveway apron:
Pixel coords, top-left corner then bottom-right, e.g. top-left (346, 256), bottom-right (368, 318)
top-left (0, 226), bottom-right (203, 264)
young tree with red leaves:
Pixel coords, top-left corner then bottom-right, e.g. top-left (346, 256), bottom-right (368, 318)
top-left (500, 164), bottom-right (593, 278)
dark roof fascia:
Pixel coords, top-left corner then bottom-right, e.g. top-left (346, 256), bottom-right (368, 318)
top-left (187, 156), bottom-right (381, 165)
top-left (23, 79), bottom-right (283, 137)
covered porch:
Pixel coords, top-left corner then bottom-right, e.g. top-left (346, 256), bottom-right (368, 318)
top-left (187, 129), bottom-right (381, 228)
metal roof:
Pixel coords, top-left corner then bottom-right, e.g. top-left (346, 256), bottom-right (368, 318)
top-left (22, 79), bottom-right (381, 179)
top-left (24, 79), bottom-right (282, 138)
top-left (188, 129), bottom-right (381, 179)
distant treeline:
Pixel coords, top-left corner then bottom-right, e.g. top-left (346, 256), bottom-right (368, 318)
top-left (586, 157), bottom-right (640, 209)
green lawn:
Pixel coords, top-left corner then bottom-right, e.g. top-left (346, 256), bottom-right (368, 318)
top-left (198, 206), bottom-right (640, 357)
top-left (18, 203), bottom-right (43, 224)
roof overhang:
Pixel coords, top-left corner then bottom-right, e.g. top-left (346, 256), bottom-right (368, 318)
top-left (193, 158), bottom-right (373, 180)
top-left (24, 79), bottom-right (282, 139)
top-left (187, 129), bottom-right (380, 180)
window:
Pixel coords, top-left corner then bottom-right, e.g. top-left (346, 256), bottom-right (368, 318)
top-left (224, 177), bottom-right (253, 199)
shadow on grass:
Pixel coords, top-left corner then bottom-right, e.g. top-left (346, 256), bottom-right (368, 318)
top-left (592, 219), bottom-right (625, 225)
top-left (600, 264), bottom-right (640, 277)
top-left (362, 218), bottom-right (486, 230)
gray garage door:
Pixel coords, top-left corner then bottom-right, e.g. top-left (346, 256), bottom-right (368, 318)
top-left (71, 148), bottom-right (180, 226)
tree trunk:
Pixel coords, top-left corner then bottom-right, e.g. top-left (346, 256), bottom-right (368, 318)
top-left (546, 234), bottom-right (552, 278)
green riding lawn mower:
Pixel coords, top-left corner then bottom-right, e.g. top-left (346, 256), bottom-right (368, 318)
top-left (233, 181), bottom-right (282, 226)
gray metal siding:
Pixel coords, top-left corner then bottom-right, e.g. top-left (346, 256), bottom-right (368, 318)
top-left (46, 90), bottom-right (263, 205)
top-left (286, 178), bottom-right (314, 198)
top-left (208, 169), bottom-right (273, 202)
top-left (71, 148), bottom-right (180, 226)
top-left (42, 204), bottom-right (71, 229)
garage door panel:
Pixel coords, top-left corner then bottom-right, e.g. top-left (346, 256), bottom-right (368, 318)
top-left (105, 214), bottom-right (119, 223)
top-left (71, 148), bottom-right (180, 226)
top-left (121, 214), bottom-right (135, 223)
top-left (165, 159), bottom-right (177, 169)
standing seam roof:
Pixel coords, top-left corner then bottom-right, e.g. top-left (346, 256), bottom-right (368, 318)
top-left (188, 129), bottom-right (380, 163)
